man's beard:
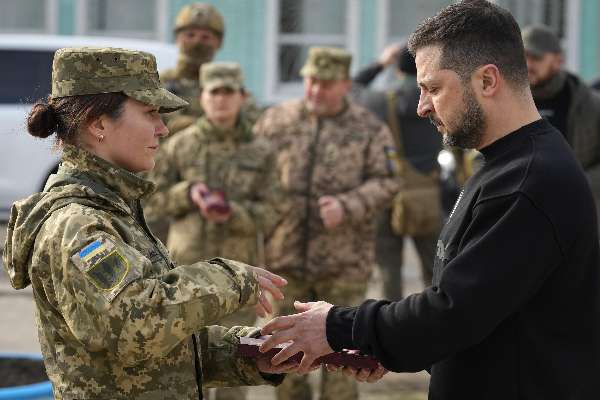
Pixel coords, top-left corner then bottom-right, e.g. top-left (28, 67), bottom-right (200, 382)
top-left (432, 86), bottom-right (485, 149)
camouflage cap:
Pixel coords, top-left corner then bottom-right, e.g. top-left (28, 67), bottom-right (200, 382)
top-left (51, 47), bottom-right (188, 113)
top-left (300, 47), bottom-right (352, 80)
top-left (200, 62), bottom-right (244, 91)
top-left (174, 3), bottom-right (225, 38)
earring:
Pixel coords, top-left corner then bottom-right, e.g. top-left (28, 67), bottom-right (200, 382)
top-left (98, 134), bottom-right (104, 143)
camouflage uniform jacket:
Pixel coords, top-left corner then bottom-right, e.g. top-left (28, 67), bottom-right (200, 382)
top-left (2, 145), bottom-right (281, 400)
top-left (254, 99), bottom-right (400, 281)
top-left (160, 68), bottom-right (264, 135)
top-left (145, 116), bottom-right (285, 266)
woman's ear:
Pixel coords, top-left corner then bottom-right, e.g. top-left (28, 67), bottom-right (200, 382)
top-left (85, 115), bottom-right (108, 144)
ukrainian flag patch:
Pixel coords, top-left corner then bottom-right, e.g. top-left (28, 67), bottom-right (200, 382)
top-left (71, 238), bottom-right (136, 300)
top-left (79, 240), bottom-right (104, 261)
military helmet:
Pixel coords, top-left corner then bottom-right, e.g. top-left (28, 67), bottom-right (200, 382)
top-left (51, 47), bottom-right (188, 113)
top-left (174, 3), bottom-right (225, 39)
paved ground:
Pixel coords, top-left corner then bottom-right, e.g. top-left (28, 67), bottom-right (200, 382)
top-left (0, 222), bottom-right (429, 399)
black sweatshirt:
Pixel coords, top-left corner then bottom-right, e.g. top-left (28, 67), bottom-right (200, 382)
top-left (327, 120), bottom-right (600, 399)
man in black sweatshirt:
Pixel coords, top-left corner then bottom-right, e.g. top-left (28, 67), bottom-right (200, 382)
top-left (260, 1), bottom-right (600, 399)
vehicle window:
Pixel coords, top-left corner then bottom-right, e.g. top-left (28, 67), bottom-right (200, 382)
top-left (0, 50), bottom-right (54, 104)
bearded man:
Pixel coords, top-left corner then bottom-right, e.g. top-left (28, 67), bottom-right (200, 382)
top-left (259, 1), bottom-right (600, 399)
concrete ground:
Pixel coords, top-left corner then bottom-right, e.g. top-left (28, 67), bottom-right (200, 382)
top-left (0, 222), bottom-right (429, 399)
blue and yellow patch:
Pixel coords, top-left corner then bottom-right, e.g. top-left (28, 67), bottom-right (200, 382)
top-left (71, 239), bottom-right (133, 296)
top-left (79, 240), bottom-right (104, 262)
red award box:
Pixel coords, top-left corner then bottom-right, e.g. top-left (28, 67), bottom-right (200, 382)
top-left (237, 336), bottom-right (380, 370)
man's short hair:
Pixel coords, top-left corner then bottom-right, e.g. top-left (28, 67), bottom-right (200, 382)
top-left (407, 0), bottom-right (529, 89)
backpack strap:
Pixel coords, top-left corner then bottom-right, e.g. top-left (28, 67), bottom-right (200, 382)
top-left (385, 90), bottom-right (405, 156)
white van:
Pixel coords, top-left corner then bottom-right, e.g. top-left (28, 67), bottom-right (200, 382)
top-left (0, 34), bottom-right (177, 220)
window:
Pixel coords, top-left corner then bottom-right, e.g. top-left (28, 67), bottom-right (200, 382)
top-left (266, 0), bottom-right (358, 102)
top-left (81, 0), bottom-right (161, 39)
top-left (0, 0), bottom-right (53, 33)
top-left (496, 0), bottom-right (566, 37)
top-left (0, 50), bottom-right (54, 104)
top-left (372, 0), bottom-right (452, 90)
top-left (385, 0), bottom-right (453, 44)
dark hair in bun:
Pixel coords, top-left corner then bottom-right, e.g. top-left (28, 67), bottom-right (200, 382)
top-left (27, 101), bottom-right (59, 139)
top-left (26, 93), bottom-right (128, 144)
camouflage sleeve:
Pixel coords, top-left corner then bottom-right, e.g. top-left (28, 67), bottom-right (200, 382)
top-left (164, 111), bottom-right (197, 135)
top-left (241, 96), bottom-right (266, 127)
top-left (336, 124), bottom-right (401, 223)
top-left (144, 137), bottom-right (195, 220)
top-left (39, 209), bottom-right (260, 367)
top-left (227, 150), bottom-right (288, 237)
top-left (198, 326), bottom-right (284, 387)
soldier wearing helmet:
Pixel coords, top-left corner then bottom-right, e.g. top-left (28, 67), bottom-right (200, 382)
top-left (161, 3), bottom-right (225, 134)
top-left (161, 3), bottom-right (262, 135)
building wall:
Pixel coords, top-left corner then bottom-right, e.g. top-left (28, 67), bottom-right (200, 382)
top-left (5, 0), bottom-right (599, 103)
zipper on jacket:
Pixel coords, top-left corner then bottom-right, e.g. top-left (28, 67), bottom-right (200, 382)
top-left (131, 200), bottom-right (173, 268)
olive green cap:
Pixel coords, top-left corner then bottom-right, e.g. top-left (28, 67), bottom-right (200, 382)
top-left (51, 47), bottom-right (188, 113)
top-left (200, 62), bottom-right (244, 91)
top-left (300, 47), bottom-right (352, 80)
top-left (174, 3), bottom-right (225, 38)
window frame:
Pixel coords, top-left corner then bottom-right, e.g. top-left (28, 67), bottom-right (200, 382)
top-left (264, 0), bottom-right (359, 103)
top-left (376, 0), bottom-right (581, 75)
top-left (75, 0), bottom-right (169, 41)
top-left (0, 0), bottom-right (58, 34)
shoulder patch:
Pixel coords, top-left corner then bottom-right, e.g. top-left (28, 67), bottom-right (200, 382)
top-left (384, 145), bottom-right (401, 175)
top-left (86, 251), bottom-right (130, 291)
top-left (71, 238), bottom-right (138, 302)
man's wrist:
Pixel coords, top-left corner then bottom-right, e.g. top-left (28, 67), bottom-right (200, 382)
top-left (326, 305), bottom-right (358, 351)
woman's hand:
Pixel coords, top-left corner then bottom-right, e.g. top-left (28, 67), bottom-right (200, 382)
top-left (251, 267), bottom-right (287, 317)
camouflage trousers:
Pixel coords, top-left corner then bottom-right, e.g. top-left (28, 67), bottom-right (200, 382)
top-left (203, 307), bottom-right (256, 400)
top-left (376, 208), bottom-right (437, 301)
top-left (274, 273), bottom-right (368, 400)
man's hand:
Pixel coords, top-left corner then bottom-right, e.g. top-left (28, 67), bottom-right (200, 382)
top-left (326, 363), bottom-right (388, 383)
top-left (378, 43), bottom-right (403, 67)
top-left (260, 301), bottom-right (335, 374)
top-left (318, 196), bottom-right (344, 229)
top-left (251, 267), bottom-right (287, 318)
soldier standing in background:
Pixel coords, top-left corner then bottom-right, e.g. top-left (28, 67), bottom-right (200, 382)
top-left (353, 44), bottom-right (443, 301)
top-left (253, 47), bottom-right (399, 400)
top-left (522, 25), bottom-right (600, 216)
top-left (145, 62), bottom-right (284, 400)
top-left (149, 3), bottom-right (264, 244)
top-left (161, 2), bottom-right (263, 136)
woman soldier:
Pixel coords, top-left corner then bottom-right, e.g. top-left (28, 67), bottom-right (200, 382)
top-left (145, 62), bottom-right (286, 400)
top-left (2, 47), bottom-right (292, 400)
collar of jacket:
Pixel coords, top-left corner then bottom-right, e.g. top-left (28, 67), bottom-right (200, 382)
top-left (531, 70), bottom-right (567, 100)
top-left (174, 56), bottom-right (203, 80)
top-left (301, 97), bottom-right (350, 121)
top-left (196, 115), bottom-right (253, 143)
top-left (59, 144), bottom-right (155, 202)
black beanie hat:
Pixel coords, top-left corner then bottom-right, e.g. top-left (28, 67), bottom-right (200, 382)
top-left (398, 46), bottom-right (417, 75)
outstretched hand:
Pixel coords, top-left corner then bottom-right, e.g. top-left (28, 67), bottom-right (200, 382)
top-left (326, 362), bottom-right (388, 383)
top-left (251, 267), bottom-right (287, 317)
top-left (260, 300), bottom-right (334, 374)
